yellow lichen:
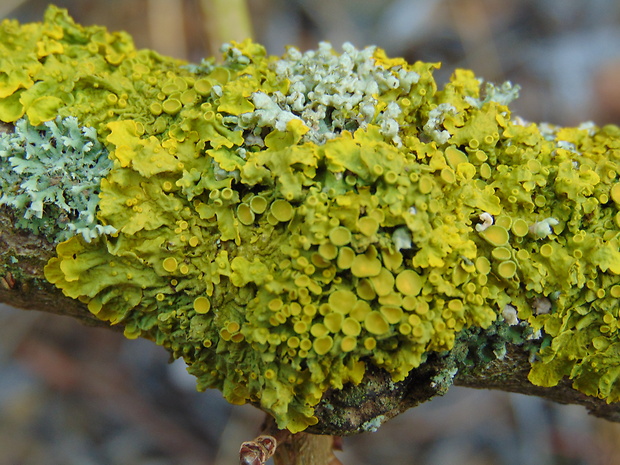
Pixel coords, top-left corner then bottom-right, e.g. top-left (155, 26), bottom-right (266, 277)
top-left (193, 296), bottom-right (211, 314)
top-left (11, 6), bottom-right (619, 433)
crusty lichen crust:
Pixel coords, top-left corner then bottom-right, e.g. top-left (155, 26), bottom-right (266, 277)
top-left (2, 6), bottom-right (620, 432)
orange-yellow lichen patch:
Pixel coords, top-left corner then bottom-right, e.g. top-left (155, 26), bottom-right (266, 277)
top-left (480, 225), bottom-right (509, 247)
top-left (325, 290), bottom-right (352, 313)
top-left (340, 336), bottom-right (357, 352)
top-left (497, 260), bottom-right (517, 279)
top-left (611, 183), bottom-right (620, 204)
top-left (25, 6), bottom-right (620, 433)
top-left (342, 318), bottom-right (362, 336)
top-left (370, 268), bottom-right (395, 296)
top-left (329, 226), bottom-right (352, 246)
top-left (351, 250), bottom-right (382, 278)
top-left (271, 199), bottom-right (294, 222)
top-left (395, 270), bottom-right (424, 296)
top-left (364, 311), bottom-right (390, 335)
top-left (193, 296), bottom-right (211, 314)
top-left (162, 257), bottom-right (178, 273)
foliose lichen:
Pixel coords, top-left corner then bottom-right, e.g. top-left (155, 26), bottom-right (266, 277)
top-left (2, 6), bottom-right (620, 432)
top-left (224, 41), bottom-right (421, 147)
top-left (0, 116), bottom-right (116, 242)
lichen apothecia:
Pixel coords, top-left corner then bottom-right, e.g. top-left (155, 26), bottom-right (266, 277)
top-left (1, 6), bottom-right (620, 432)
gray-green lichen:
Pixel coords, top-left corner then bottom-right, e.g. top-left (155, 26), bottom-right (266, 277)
top-left (0, 116), bottom-right (116, 242)
top-left (360, 414), bottom-right (387, 433)
top-left (221, 42), bottom-right (421, 146)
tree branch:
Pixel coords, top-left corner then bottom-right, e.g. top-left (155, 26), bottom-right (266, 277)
top-left (5, 184), bottom-right (620, 465)
top-left (304, 343), bottom-right (620, 437)
top-left (0, 207), bottom-right (116, 330)
top-left (2, 12), bottom-right (620, 461)
top-left (2, 214), bottom-right (619, 438)
top-left (240, 415), bottom-right (342, 465)
top-left (454, 344), bottom-right (620, 423)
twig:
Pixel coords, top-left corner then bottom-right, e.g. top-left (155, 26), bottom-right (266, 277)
top-left (240, 414), bottom-right (343, 465)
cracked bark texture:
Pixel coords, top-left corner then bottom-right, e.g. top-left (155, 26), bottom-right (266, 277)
top-left (2, 204), bottom-right (620, 444)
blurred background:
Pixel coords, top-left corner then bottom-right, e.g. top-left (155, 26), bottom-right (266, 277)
top-left (2, 0), bottom-right (620, 464)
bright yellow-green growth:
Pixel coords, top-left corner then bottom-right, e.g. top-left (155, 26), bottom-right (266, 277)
top-left (2, 6), bottom-right (620, 432)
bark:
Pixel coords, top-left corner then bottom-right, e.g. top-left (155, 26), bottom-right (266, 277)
top-left (3, 204), bottom-right (620, 460)
top-left (0, 207), bottom-right (113, 329)
top-left (271, 433), bottom-right (341, 465)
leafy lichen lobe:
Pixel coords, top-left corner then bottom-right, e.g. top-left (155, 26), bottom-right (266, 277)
top-left (2, 6), bottom-right (620, 432)
top-left (0, 116), bottom-right (115, 242)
